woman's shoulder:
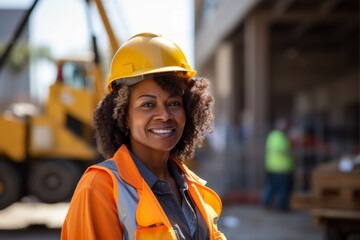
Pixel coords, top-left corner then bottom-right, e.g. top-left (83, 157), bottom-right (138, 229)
top-left (75, 165), bottom-right (115, 193)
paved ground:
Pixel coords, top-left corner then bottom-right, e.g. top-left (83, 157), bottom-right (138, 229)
top-left (219, 204), bottom-right (323, 240)
top-left (0, 200), bottom-right (325, 240)
top-left (0, 200), bottom-right (66, 240)
top-left (0, 227), bottom-right (60, 240)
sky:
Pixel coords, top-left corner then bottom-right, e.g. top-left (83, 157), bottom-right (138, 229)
top-left (0, 0), bottom-right (194, 100)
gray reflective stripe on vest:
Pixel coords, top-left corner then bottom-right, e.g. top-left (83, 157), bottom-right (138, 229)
top-left (97, 160), bottom-right (139, 240)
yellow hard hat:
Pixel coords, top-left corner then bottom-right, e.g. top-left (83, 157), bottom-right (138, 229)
top-left (106, 32), bottom-right (196, 92)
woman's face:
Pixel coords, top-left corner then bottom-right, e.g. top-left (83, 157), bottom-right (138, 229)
top-left (127, 78), bottom-right (186, 154)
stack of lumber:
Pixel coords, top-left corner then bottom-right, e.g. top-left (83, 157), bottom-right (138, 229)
top-left (291, 161), bottom-right (360, 237)
top-left (292, 161), bottom-right (360, 210)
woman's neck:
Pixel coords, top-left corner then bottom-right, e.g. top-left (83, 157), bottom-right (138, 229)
top-left (129, 143), bottom-right (171, 181)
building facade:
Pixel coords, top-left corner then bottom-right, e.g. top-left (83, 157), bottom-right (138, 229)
top-left (194, 0), bottom-right (359, 194)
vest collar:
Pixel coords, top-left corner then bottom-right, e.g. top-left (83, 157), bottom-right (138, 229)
top-left (113, 144), bottom-right (143, 189)
top-left (113, 144), bottom-right (207, 188)
top-left (172, 158), bottom-right (207, 186)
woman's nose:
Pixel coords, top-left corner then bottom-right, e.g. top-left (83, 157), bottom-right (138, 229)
top-left (154, 105), bottom-right (171, 121)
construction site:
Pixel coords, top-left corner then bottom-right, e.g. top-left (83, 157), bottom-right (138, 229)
top-left (0, 0), bottom-right (359, 239)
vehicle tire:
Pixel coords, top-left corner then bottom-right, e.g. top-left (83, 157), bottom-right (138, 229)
top-left (28, 160), bottom-right (82, 203)
top-left (0, 161), bottom-right (22, 210)
top-left (325, 227), bottom-right (347, 240)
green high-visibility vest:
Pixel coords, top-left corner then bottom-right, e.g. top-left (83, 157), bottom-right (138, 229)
top-left (265, 130), bottom-right (294, 173)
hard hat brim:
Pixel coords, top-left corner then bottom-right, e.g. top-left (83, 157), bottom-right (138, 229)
top-left (107, 67), bottom-right (196, 91)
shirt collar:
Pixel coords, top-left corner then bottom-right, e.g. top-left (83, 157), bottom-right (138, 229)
top-left (169, 160), bottom-right (188, 190)
top-left (130, 150), bottom-right (187, 190)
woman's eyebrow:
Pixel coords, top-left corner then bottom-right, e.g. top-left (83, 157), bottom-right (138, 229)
top-left (137, 94), bottom-right (156, 100)
top-left (137, 93), bottom-right (181, 100)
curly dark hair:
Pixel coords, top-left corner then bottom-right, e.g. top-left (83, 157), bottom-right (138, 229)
top-left (93, 75), bottom-right (214, 161)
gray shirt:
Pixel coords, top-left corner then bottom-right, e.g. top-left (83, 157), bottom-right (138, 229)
top-left (130, 151), bottom-right (209, 240)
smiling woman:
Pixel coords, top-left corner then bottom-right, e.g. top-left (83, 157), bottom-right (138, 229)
top-left (61, 32), bottom-right (226, 240)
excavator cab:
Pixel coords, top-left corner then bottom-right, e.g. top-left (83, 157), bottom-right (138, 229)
top-left (60, 61), bottom-right (89, 89)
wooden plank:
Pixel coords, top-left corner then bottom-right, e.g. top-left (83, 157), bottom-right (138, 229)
top-left (311, 208), bottom-right (360, 230)
top-left (312, 174), bottom-right (360, 189)
top-left (291, 192), bottom-right (360, 210)
top-left (311, 208), bottom-right (360, 219)
top-left (313, 187), bottom-right (360, 201)
top-left (314, 161), bottom-right (360, 174)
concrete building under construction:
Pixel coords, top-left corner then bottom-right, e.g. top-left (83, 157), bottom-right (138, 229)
top-left (194, 0), bottom-right (359, 195)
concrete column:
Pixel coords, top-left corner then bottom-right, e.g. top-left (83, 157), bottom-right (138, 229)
top-left (201, 41), bottom-right (235, 195)
top-left (215, 41), bottom-right (235, 122)
top-left (243, 15), bottom-right (269, 189)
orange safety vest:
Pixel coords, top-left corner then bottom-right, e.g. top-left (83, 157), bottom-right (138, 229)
top-left (62, 144), bottom-right (226, 240)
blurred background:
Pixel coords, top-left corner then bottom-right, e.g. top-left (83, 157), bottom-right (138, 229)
top-left (0, 0), bottom-right (359, 239)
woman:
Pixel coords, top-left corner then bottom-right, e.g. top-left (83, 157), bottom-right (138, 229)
top-left (61, 32), bottom-right (226, 240)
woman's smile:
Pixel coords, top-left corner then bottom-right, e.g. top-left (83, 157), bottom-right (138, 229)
top-left (149, 128), bottom-right (176, 137)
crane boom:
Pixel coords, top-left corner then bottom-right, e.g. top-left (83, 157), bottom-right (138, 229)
top-left (0, 0), bottom-right (39, 72)
top-left (92, 0), bottom-right (120, 55)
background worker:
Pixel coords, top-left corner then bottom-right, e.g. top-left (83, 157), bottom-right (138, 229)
top-left (61, 32), bottom-right (226, 240)
top-left (262, 118), bottom-right (294, 211)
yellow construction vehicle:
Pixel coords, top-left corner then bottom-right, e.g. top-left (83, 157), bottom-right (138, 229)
top-left (0, 0), bottom-right (119, 209)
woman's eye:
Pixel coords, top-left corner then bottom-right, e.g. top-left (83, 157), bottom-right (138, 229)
top-left (169, 101), bottom-right (182, 107)
top-left (141, 102), bottom-right (154, 108)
